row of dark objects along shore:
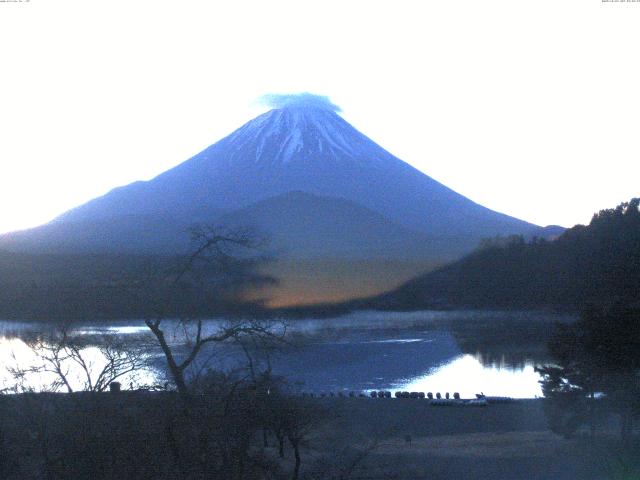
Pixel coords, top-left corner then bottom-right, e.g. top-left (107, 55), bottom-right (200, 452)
top-left (107, 383), bottom-right (510, 404)
top-left (300, 391), bottom-right (515, 405)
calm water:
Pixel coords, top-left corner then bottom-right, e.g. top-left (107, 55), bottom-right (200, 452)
top-left (0, 310), bottom-right (573, 398)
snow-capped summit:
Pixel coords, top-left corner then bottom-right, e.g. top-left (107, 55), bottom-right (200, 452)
top-left (2, 94), bottom-right (546, 257)
top-left (226, 106), bottom-right (367, 164)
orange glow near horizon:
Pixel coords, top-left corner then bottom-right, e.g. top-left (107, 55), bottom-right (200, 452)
top-left (247, 258), bottom-right (440, 308)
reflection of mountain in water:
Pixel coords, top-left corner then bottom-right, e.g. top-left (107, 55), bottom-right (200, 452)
top-left (212, 330), bottom-right (461, 393)
top-left (446, 316), bottom-right (560, 368)
top-left (471, 351), bottom-right (542, 371)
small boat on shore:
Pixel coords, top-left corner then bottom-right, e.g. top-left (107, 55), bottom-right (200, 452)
top-left (476, 393), bottom-right (514, 404)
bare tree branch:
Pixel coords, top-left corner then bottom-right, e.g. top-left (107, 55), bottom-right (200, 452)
top-left (10, 326), bottom-right (149, 393)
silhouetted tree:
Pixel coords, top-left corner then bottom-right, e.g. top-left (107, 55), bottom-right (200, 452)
top-left (9, 326), bottom-right (148, 393)
top-left (143, 226), bottom-right (280, 396)
top-left (537, 305), bottom-right (640, 440)
top-left (140, 226), bottom-right (293, 478)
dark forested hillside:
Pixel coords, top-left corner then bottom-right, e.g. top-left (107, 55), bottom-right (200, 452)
top-left (372, 199), bottom-right (640, 312)
top-left (0, 249), bottom-right (271, 321)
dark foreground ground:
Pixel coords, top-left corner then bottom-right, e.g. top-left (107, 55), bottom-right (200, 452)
top-left (317, 398), bottom-right (638, 480)
top-left (0, 393), bottom-right (636, 479)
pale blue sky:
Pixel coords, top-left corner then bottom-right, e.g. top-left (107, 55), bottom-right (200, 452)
top-left (1, 0), bottom-right (639, 234)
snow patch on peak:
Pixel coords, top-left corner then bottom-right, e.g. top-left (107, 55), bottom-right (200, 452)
top-left (223, 103), bottom-right (390, 166)
top-left (276, 128), bottom-right (304, 163)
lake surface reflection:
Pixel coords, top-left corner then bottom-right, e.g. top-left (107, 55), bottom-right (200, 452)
top-left (397, 354), bottom-right (543, 398)
top-left (0, 310), bottom-right (572, 397)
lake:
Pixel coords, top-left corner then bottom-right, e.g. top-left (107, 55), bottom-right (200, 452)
top-left (0, 310), bottom-right (573, 398)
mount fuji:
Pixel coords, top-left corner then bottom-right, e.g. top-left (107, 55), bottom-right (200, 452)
top-left (0, 97), bottom-right (558, 305)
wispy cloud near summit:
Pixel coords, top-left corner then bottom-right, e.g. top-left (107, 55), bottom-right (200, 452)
top-left (257, 92), bottom-right (342, 113)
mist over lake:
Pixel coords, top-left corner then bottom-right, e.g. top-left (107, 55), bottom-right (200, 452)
top-left (0, 310), bottom-right (572, 398)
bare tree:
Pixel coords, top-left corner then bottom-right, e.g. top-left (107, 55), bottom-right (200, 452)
top-left (9, 326), bottom-right (149, 393)
top-left (143, 226), bottom-right (281, 397)
top-left (145, 317), bottom-right (283, 396)
top-left (283, 397), bottom-right (325, 480)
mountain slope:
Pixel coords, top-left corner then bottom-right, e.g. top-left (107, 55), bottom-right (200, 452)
top-left (47, 105), bottom-right (539, 242)
top-left (0, 213), bottom-right (195, 255)
top-left (0, 191), bottom-right (477, 260)
top-left (218, 191), bottom-right (476, 261)
top-left (0, 102), bottom-right (559, 307)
